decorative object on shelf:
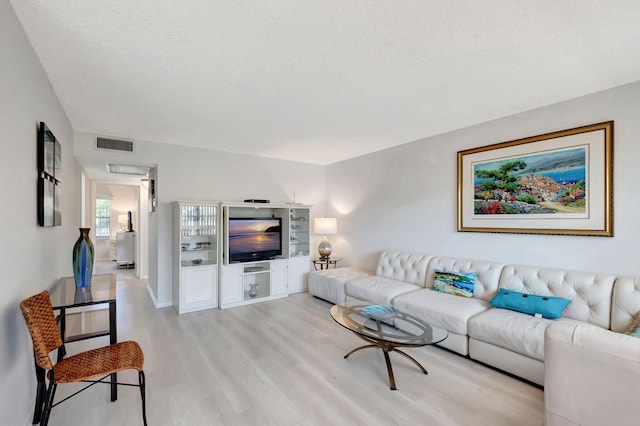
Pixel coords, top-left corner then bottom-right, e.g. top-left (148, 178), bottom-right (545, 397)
top-left (313, 217), bottom-right (337, 259)
top-left (192, 259), bottom-right (203, 265)
top-left (363, 305), bottom-right (398, 321)
top-left (249, 283), bottom-right (258, 298)
top-left (72, 228), bottom-right (94, 288)
top-left (117, 214), bottom-right (128, 231)
top-left (458, 121), bottom-right (613, 236)
top-left (196, 241), bottom-right (210, 250)
top-left (148, 179), bottom-right (156, 213)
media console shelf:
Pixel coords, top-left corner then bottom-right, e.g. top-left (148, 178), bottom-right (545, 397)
top-left (220, 259), bottom-right (288, 308)
top-left (219, 202), bottom-right (310, 309)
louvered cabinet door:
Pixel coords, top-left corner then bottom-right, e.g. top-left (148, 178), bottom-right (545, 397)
top-left (220, 264), bottom-right (243, 308)
top-left (178, 264), bottom-right (217, 314)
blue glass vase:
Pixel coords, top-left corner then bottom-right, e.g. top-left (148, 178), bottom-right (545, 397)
top-left (72, 228), bottom-right (94, 288)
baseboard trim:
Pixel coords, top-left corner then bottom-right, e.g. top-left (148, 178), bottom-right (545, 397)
top-left (146, 283), bottom-right (172, 308)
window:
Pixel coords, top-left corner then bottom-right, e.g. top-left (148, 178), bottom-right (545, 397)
top-left (95, 199), bottom-right (111, 239)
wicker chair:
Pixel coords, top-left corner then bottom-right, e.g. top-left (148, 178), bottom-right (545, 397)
top-left (20, 291), bottom-right (147, 425)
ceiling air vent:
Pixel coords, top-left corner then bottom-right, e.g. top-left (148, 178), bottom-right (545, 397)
top-left (96, 137), bottom-right (134, 152)
top-left (106, 164), bottom-right (150, 175)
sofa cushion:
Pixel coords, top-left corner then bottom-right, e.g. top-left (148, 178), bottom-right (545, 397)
top-left (433, 269), bottom-right (476, 298)
top-left (468, 308), bottom-right (580, 361)
top-left (488, 288), bottom-right (571, 319)
top-left (392, 288), bottom-right (491, 335)
top-left (345, 276), bottom-right (421, 305)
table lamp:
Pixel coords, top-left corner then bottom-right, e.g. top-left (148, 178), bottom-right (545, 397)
top-left (117, 214), bottom-right (128, 231)
top-left (313, 217), bottom-right (337, 259)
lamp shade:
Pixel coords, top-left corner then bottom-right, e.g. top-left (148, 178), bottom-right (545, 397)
top-left (313, 217), bottom-right (337, 235)
top-left (117, 214), bottom-right (128, 224)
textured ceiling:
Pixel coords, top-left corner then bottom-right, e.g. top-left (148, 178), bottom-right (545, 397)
top-left (10, 1), bottom-right (640, 166)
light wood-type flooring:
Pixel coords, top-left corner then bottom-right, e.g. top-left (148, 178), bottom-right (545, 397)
top-left (46, 275), bottom-right (544, 425)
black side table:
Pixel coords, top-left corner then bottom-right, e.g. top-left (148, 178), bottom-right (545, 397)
top-left (312, 257), bottom-right (342, 271)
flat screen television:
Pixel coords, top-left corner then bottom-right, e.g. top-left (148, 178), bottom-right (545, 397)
top-left (228, 217), bottom-right (282, 263)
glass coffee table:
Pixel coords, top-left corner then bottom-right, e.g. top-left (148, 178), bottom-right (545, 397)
top-left (330, 304), bottom-right (448, 390)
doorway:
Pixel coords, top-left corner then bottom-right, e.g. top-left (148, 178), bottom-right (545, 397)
top-left (89, 180), bottom-right (149, 280)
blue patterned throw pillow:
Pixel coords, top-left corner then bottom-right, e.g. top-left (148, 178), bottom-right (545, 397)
top-left (625, 314), bottom-right (640, 338)
top-left (432, 269), bottom-right (476, 298)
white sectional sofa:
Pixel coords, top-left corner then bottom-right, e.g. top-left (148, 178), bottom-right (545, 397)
top-left (309, 251), bottom-right (640, 389)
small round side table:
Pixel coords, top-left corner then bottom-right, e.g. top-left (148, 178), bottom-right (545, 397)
top-left (312, 257), bottom-right (342, 271)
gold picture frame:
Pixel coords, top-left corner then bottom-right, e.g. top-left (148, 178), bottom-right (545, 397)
top-left (457, 121), bottom-right (613, 236)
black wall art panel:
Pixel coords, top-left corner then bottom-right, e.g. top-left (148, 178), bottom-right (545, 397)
top-left (37, 122), bottom-right (62, 226)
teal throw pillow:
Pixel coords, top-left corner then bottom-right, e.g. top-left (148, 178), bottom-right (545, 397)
top-left (488, 288), bottom-right (571, 319)
top-left (432, 269), bottom-right (476, 298)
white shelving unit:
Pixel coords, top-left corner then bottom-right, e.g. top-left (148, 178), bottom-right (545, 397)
top-left (287, 207), bottom-right (310, 293)
top-left (173, 201), bottom-right (219, 314)
top-left (288, 208), bottom-right (310, 259)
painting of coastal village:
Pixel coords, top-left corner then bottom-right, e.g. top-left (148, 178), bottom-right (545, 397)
top-left (473, 147), bottom-right (587, 215)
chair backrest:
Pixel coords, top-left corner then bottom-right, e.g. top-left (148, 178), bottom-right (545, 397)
top-left (20, 291), bottom-right (63, 371)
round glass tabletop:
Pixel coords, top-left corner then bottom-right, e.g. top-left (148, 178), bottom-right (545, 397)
top-left (330, 304), bottom-right (448, 347)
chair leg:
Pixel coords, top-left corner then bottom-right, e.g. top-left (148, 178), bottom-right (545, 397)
top-left (32, 363), bottom-right (46, 424)
top-left (40, 382), bottom-right (57, 426)
top-left (139, 370), bottom-right (147, 426)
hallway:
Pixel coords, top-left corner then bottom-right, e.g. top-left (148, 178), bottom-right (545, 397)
top-left (95, 260), bottom-right (139, 281)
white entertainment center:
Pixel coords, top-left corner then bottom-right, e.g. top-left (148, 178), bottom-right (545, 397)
top-left (173, 201), bottom-right (311, 314)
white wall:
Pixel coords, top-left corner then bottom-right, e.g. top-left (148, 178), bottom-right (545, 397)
top-left (74, 134), bottom-right (326, 306)
top-left (0, 2), bottom-right (80, 424)
top-left (326, 81), bottom-right (640, 276)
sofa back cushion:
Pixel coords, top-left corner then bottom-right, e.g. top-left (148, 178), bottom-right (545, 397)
top-left (375, 251), bottom-right (433, 286)
top-left (610, 277), bottom-right (640, 333)
top-left (499, 264), bottom-right (615, 328)
top-left (425, 256), bottom-right (505, 301)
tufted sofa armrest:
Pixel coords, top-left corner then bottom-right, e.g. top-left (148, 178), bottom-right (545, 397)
top-left (375, 251), bottom-right (433, 287)
top-left (611, 277), bottom-right (640, 333)
top-left (545, 321), bottom-right (640, 426)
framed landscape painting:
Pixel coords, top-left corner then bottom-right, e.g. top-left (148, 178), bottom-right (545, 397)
top-left (457, 121), bottom-right (613, 236)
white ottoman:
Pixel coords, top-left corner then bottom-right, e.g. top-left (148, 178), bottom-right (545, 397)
top-left (308, 267), bottom-right (372, 304)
